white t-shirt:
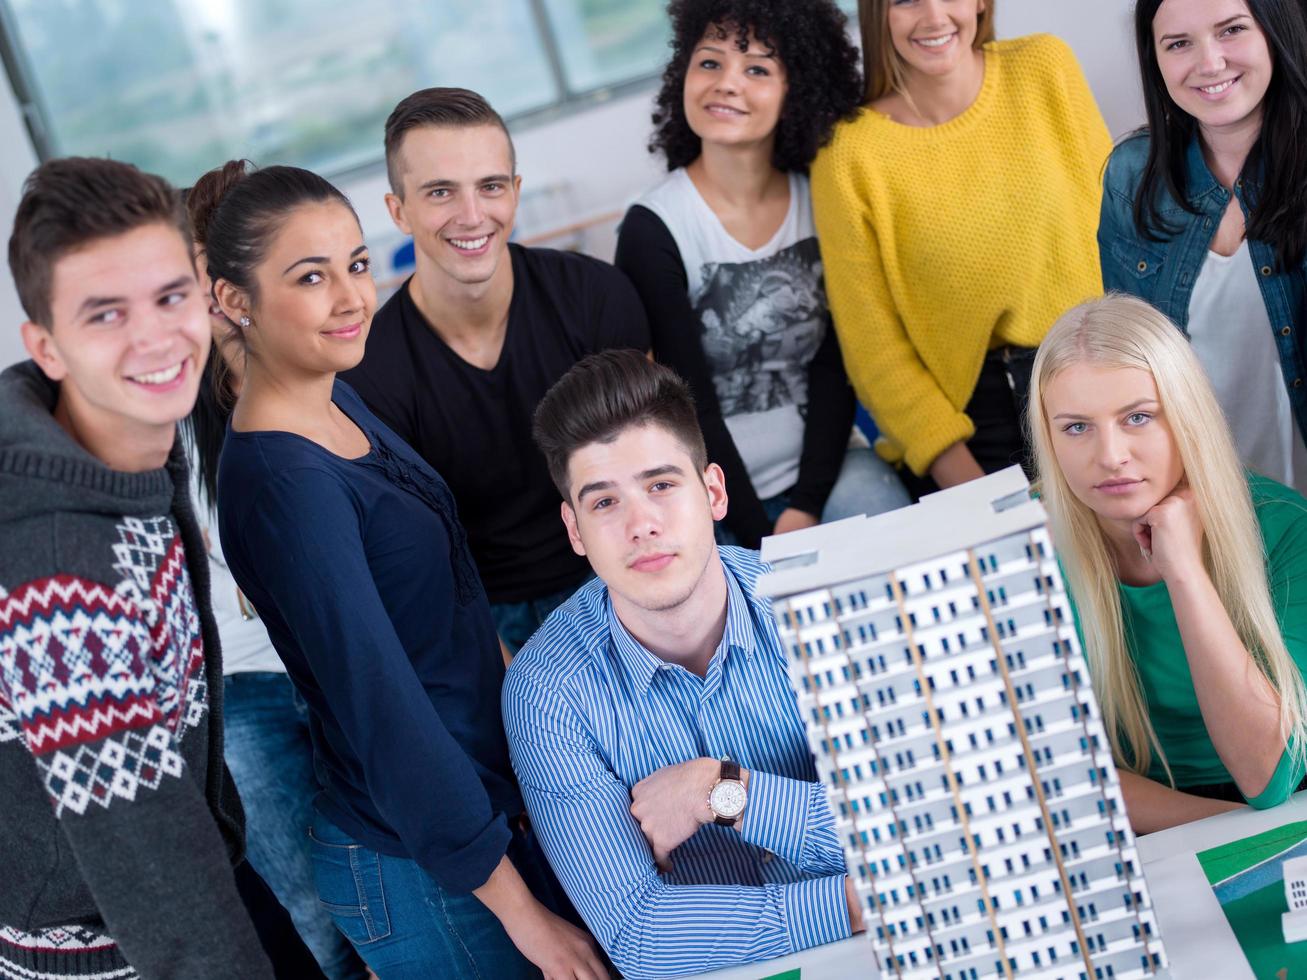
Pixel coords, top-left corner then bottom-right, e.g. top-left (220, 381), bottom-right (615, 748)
top-left (188, 449), bottom-right (285, 675)
top-left (1187, 240), bottom-right (1307, 491)
top-left (634, 169), bottom-right (834, 499)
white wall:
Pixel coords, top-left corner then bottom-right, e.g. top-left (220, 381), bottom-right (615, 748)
top-left (0, 1), bottom-right (1145, 369)
top-left (996, 0), bottom-right (1143, 139)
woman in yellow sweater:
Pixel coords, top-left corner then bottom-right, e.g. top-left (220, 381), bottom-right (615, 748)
top-left (811, 0), bottom-right (1112, 489)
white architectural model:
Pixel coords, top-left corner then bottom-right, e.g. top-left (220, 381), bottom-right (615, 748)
top-left (1282, 855), bottom-right (1307, 942)
top-left (758, 468), bottom-right (1167, 980)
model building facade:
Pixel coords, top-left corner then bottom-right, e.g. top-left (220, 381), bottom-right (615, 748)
top-left (758, 468), bottom-right (1167, 980)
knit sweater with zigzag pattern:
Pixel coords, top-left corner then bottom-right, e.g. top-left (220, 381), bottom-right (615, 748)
top-left (0, 362), bottom-right (271, 979)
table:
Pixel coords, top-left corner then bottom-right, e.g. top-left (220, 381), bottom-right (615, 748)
top-left (689, 792), bottom-right (1307, 979)
top-left (1136, 791), bottom-right (1307, 980)
top-left (685, 935), bottom-right (874, 980)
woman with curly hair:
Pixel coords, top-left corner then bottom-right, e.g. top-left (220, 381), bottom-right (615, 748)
top-left (615, 0), bottom-right (909, 549)
top-left (811, 0), bottom-right (1113, 492)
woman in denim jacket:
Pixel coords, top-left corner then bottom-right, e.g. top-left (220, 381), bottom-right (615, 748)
top-left (1100, 0), bottom-right (1307, 490)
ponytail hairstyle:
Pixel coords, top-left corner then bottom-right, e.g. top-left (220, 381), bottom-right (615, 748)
top-left (181, 160), bottom-right (357, 507)
top-left (1028, 293), bottom-right (1307, 784)
top-left (1131, 0), bottom-right (1307, 270)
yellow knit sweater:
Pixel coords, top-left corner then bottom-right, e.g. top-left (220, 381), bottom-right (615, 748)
top-left (811, 34), bottom-right (1112, 476)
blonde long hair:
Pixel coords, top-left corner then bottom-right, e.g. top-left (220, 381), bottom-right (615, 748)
top-left (1028, 294), bottom-right (1307, 784)
top-left (857, 0), bottom-right (995, 104)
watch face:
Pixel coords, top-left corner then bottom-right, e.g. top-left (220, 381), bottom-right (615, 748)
top-left (711, 779), bottom-right (747, 818)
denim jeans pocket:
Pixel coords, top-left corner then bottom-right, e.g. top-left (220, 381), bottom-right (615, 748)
top-left (308, 826), bottom-right (393, 945)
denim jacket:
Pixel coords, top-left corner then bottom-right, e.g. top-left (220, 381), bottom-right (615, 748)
top-left (1099, 132), bottom-right (1307, 439)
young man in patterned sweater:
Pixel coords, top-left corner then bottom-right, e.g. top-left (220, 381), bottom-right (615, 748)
top-left (0, 158), bottom-right (273, 978)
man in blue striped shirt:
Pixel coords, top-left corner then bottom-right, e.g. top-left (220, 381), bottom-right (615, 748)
top-left (503, 351), bottom-right (862, 979)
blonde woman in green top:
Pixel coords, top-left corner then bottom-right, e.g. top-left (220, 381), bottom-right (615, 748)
top-left (1028, 293), bottom-right (1307, 834)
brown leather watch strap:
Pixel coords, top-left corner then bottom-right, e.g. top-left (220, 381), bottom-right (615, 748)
top-left (714, 758), bottom-right (742, 826)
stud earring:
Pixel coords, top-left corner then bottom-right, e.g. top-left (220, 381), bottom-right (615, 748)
top-left (239, 315), bottom-right (251, 328)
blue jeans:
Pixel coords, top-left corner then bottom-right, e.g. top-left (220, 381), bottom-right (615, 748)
top-left (224, 672), bottom-right (368, 980)
top-left (716, 445), bottom-right (911, 546)
top-left (309, 812), bottom-right (567, 979)
top-left (490, 579), bottom-right (589, 655)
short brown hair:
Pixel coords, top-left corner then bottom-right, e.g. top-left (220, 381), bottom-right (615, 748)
top-left (858, 0), bottom-right (995, 103)
top-left (383, 87), bottom-right (516, 195)
top-left (533, 350), bottom-right (708, 500)
top-left (9, 157), bottom-right (188, 327)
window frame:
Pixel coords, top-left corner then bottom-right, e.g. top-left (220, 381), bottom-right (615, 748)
top-left (0, 0), bottom-right (668, 183)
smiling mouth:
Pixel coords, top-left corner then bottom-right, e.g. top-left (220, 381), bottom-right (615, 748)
top-left (324, 322), bottom-right (362, 338)
top-left (914, 33), bottom-right (957, 49)
top-left (126, 360), bottom-right (185, 386)
top-left (1197, 76), bottom-right (1239, 95)
top-left (705, 103), bottom-right (747, 116)
top-left (448, 235), bottom-right (490, 252)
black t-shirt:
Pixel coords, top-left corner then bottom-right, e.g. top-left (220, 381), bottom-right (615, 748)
top-left (344, 244), bottom-right (649, 603)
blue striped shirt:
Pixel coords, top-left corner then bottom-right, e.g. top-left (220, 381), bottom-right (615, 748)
top-left (502, 546), bottom-right (850, 979)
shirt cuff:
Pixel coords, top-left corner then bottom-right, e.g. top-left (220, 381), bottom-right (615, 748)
top-left (780, 873), bottom-right (852, 953)
top-left (742, 770), bottom-right (818, 867)
top-left (415, 812), bottom-right (513, 893)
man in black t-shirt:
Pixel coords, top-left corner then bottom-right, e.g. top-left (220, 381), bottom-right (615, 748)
top-left (344, 87), bottom-right (649, 652)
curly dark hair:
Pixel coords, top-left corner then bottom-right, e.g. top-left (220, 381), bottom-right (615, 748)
top-left (649, 0), bottom-right (863, 173)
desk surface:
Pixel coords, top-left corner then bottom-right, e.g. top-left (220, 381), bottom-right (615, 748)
top-left (1136, 792), bottom-right (1307, 980)
top-left (689, 793), bottom-right (1307, 979)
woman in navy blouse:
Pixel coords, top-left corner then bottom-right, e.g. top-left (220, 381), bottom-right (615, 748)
top-left (193, 160), bottom-right (604, 980)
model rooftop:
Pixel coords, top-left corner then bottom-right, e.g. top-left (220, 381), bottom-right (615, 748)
top-left (757, 466), bottom-right (1042, 598)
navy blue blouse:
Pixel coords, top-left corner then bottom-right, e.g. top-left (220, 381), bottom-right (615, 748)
top-left (217, 379), bottom-right (520, 892)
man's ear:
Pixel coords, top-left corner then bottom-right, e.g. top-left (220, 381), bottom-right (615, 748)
top-left (384, 191), bottom-right (413, 237)
top-left (560, 500), bottom-right (586, 557)
top-left (21, 320), bottom-right (67, 381)
top-left (704, 462), bottom-right (729, 522)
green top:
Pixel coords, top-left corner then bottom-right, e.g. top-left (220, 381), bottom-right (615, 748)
top-left (1078, 474), bottom-right (1307, 808)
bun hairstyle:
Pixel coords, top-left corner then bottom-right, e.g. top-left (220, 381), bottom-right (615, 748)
top-left (187, 160), bottom-right (356, 335)
top-left (181, 160), bottom-right (356, 509)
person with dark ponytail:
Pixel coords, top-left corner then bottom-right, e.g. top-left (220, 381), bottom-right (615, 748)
top-left (194, 160), bottom-right (604, 979)
top-left (181, 254), bottom-right (367, 976)
top-left (1100, 0), bottom-right (1307, 490)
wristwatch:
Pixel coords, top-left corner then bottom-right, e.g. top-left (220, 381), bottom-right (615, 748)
top-left (708, 757), bottom-right (747, 827)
